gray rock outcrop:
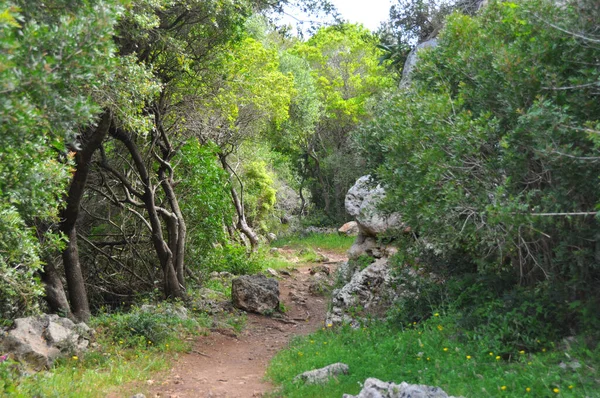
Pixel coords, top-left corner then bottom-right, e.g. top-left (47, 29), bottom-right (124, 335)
top-left (293, 362), bottom-right (349, 385)
top-left (345, 176), bottom-right (403, 237)
top-left (400, 39), bottom-right (439, 88)
top-left (326, 259), bottom-right (402, 327)
top-left (343, 378), bottom-right (459, 398)
top-left (231, 274), bottom-right (279, 314)
top-left (1, 314), bottom-right (92, 370)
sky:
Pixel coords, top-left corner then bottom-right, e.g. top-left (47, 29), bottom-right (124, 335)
top-left (278, 0), bottom-right (394, 34)
top-left (329, 0), bottom-right (393, 31)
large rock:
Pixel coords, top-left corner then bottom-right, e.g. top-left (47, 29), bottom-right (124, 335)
top-left (343, 378), bottom-right (460, 398)
top-left (345, 176), bottom-right (403, 237)
top-left (1, 314), bottom-right (91, 370)
top-left (326, 259), bottom-right (400, 327)
top-left (294, 363), bottom-right (349, 385)
top-left (231, 274), bottom-right (279, 314)
top-left (400, 38), bottom-right (438, 88)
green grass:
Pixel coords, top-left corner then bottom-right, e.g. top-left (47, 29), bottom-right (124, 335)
top-left (2, 349), bottom-right (168, 397)
top-left (271, 233), bottom-right (354, 253)
top-left (260, 253), bottom-right (294, 271)
top-left (267, 316), bottom-right (600, 397)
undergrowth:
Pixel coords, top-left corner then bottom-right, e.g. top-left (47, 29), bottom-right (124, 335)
top-left (0, 304), bottom-right (218, 397)
top-left (267, 316), bottom-right (600, 397)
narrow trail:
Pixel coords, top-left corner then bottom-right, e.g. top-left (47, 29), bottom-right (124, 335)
top-left (144, 250), bottom-right (347, 398)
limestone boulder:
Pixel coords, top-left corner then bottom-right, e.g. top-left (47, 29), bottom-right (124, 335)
top-left (326, 259), bottom-right (401, 327)
top-left (294, 363), bottom-right (349, 385)
top-left (1, 314), bottom-right (91, 370)
top-left (231, 274), bottom-right (279, 314)
top-left (345, 176), bottom-right (403, 237)
top-left (343, 378), bottom-right (460, 398)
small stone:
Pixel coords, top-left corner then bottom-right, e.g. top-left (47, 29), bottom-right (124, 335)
top-left (344, 378), bottom-right (460, 398)
top-left (338, 221), bottom-right (359, 236)
top-left (293, 363), bottom-right (349, 385)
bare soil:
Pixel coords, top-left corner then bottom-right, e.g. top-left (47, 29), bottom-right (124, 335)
top-left (127, 250), bottom-right (346, 398)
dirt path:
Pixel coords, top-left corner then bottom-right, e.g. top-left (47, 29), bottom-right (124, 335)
top-left (143, 250), bottom-right (346, 398)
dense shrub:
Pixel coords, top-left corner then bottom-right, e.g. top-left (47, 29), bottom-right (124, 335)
top-left (357, 0), bottom-right (600, 336)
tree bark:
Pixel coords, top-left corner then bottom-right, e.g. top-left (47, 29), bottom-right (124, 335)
top-left (60, 111), bottom-right (112, 322)
top-left (40, 257), bottom-right (71, 317)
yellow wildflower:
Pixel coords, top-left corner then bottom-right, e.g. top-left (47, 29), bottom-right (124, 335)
top-left (496, 355), bottom-right (501, 360)
top-left (553, 388), bottom-right (560, 393)
top-left (72, 356), bottom-right (78, 360)
top-left (501, 386), bottom-right (507, 391)
top-left (434, 313), bottom-right (439, 317)
top-left (443, 347), bottom-right (448, 352)
top-left (526, 387), bottom-right (531, 393)
top-left (466, 355), bottom-right (471, 360)
top-left (568, 385), bottom-right (573, 389)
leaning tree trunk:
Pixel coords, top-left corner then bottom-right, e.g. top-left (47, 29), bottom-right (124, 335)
top-left (60, 111), bottom-right (112, 322)
top-left (158, 166), bottom-right (187, 287)
top-left (111, 127), bottom-right (182, 299)
top-left (219, 153), bottom-right (259, 251)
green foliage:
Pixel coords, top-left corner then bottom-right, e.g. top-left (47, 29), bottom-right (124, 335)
top-left (284, 23), bottom-right (394, 223)
top-left (0, 207), bottom-right (46, 318)
top-left (387, 261), bottom-right (583, 353)
top-left (268, 318), bottom-right (600, 397)
top-left (201, 244), bottom-right (263, 276)
top-left (357, 0), bottom-right (600, 332)
top-left (0, 0), bottom-right (123, 319)
top-left (179, 140), bottom-right (233, 264)
top-left (242, 161), bottom-right (277, 232)
top-left (353, 254), bottom-right (375, 271)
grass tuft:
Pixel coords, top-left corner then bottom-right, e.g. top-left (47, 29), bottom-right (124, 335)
top-left (271, 233), bottom-right (354, 254)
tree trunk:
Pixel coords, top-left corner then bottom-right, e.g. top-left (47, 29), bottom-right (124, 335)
top-left (60, 111), bottom-right (112, 322)
top-left (40, 258), bottom-right (71, 317)
top-left (219, 154), bottom-right (259, 251)
top-left (158, 166), bottom-right (187, 288)
top-left (111, 127), bottom-right (183, 299)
